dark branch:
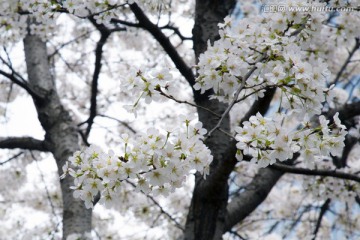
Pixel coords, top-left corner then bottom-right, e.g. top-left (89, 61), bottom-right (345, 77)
top-left (48, 31), bottom-right (93, 59)
top-left (332, 37), bottom-right (360, 85)
top-left (224, 89), bottom-right (359, 233)
top-left (0, 69), bottom-right (42, 101)
top-left (0, 137), bottom-right (49, 152)
top-left (160, 24), bottom-right (192, 41)
top-left (110, 18), bottom-right (141, 28)
top-left (312, 199), bottom-right (331, 240)
top-left (270, 163), bottom-right (360, 183)
top-left (0, 152), bottom-right (24, 165)
top-left (82, 19), bottom-right (111, 139)
top-left (112, 3), bottom-right (196, 86)
top-left (97, 114), bottom-right (137, 134)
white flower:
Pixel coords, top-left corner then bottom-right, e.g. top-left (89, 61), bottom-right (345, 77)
top-left (264, 64), bottom-right (286, 84)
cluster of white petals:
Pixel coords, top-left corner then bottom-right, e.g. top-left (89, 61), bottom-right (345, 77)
top-left (62, 116), bottom-right (212, 208)
top-left (12, 0), bottom-right (351, 212)
top-left (194, 0), bottom-right (332, 117)
top-left (235, 113), bottom-right (347, 169)
top-left (121, 68), bottom-right (177, 113)
top-left (0, 0), bottom-right (169, 44)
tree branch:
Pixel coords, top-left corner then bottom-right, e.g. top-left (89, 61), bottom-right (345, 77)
top-left (0, 152), bottom-right (24, 165)
top-left (97, 114), bottom-right (137, 134)
top-left (0, 69), bottom-right (41, 100)
top-left (270, 163), bottom-right (360, 183)
top-left (113, 3), bottom-right (196, 86)
top-left (331, 37), bottom-right (360, 85)
top-left (48, 30), bottom-right (93, 59)
top-left (82, 19), bottom-right (111, 139)
top-left (160, 24), bottom-right (192, 41)
top-left (157, 88), bottom-right (221, 118)
top-left (0, 137), bottom-right (49, 151)
top-left (224, 99), bottom-right (360, 232)
top-left (312, 199), bottom-right (331, 240)
top-left (110, 18), bottom-right (141, 28)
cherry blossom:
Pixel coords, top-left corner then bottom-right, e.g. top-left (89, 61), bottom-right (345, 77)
top-left (62, 117), bottom-right (212, 208)
top-left (235, 112), bottom-right (347, 169)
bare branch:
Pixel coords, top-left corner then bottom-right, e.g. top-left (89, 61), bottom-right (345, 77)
top-left (0, 69), bottom-right (41, 100)
top-left (48, 30), bottom-right (94, 59)
top-left (133, 184), bottom-right (185, 231)
top-left (270, 163), bottom-right (360, 183)
top-left (157, 88), bottom-right (221, 118)
top-left (331, 37), bottom-right (360, 85)
top-left (110, 18), bottom-right (141, 28)
top-left (112, 3), bottom-right (196, 86)
top-left (94, 179), bottom-right (185, 231)
top-left (312, 199), bottom-right (331, 240)
top-left (0, 137), bottom-right (49, 152)
top-left (0, 152), bottom-right (24, 165)
top-left (81, 19), bottom-right (111, 139)
top-left (160, 24), bottom-right (192, 41)
top-left (97, 114), bottom-right (137, 134)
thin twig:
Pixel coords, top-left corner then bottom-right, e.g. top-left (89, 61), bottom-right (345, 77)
top-left (0, 152), bottom-right (24, 165)
top-left (83, 18), bottom-right (111, 139)
top-left (158, 89), bottom-right (221, 118)
top-left (312, 199), bottom-right (331, 240)
top-left (48, 31), bottom-right (93, 59)
top-left (270, 163), bottom-right (360, 183)
top-left (0, 69), bottom-right (41, 100)
top-left (331, 38), bottom-right (360, 86)
top-left (97, 114), bottom-right (137, 134)
top-left (126, 180), bottom-right (185, 231)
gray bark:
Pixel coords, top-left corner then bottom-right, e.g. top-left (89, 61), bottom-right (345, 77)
top-left (23, 30), bottom-right (92, 239)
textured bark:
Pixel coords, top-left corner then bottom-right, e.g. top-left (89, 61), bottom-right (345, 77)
top-left (23, 31), bottom-right (92, 239)
top-left (183, 1), bottom-right (236, 239)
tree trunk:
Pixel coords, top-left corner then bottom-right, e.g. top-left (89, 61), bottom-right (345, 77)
top-left (183, 1), bottom-right (236, 239)
top-left (23, 29), bottom-right (92, 239)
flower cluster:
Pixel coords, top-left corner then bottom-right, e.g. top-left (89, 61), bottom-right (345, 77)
top-left (121, 69), bottom-right (176, 113)
top-left (235, 113), bottom-right (347, 169)
top-left (62, 116), bottom-right (212, 208)
top-left (0, 0), bottom-right (170, 44)
top-left (194, 0), bottom-right (332, 116)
